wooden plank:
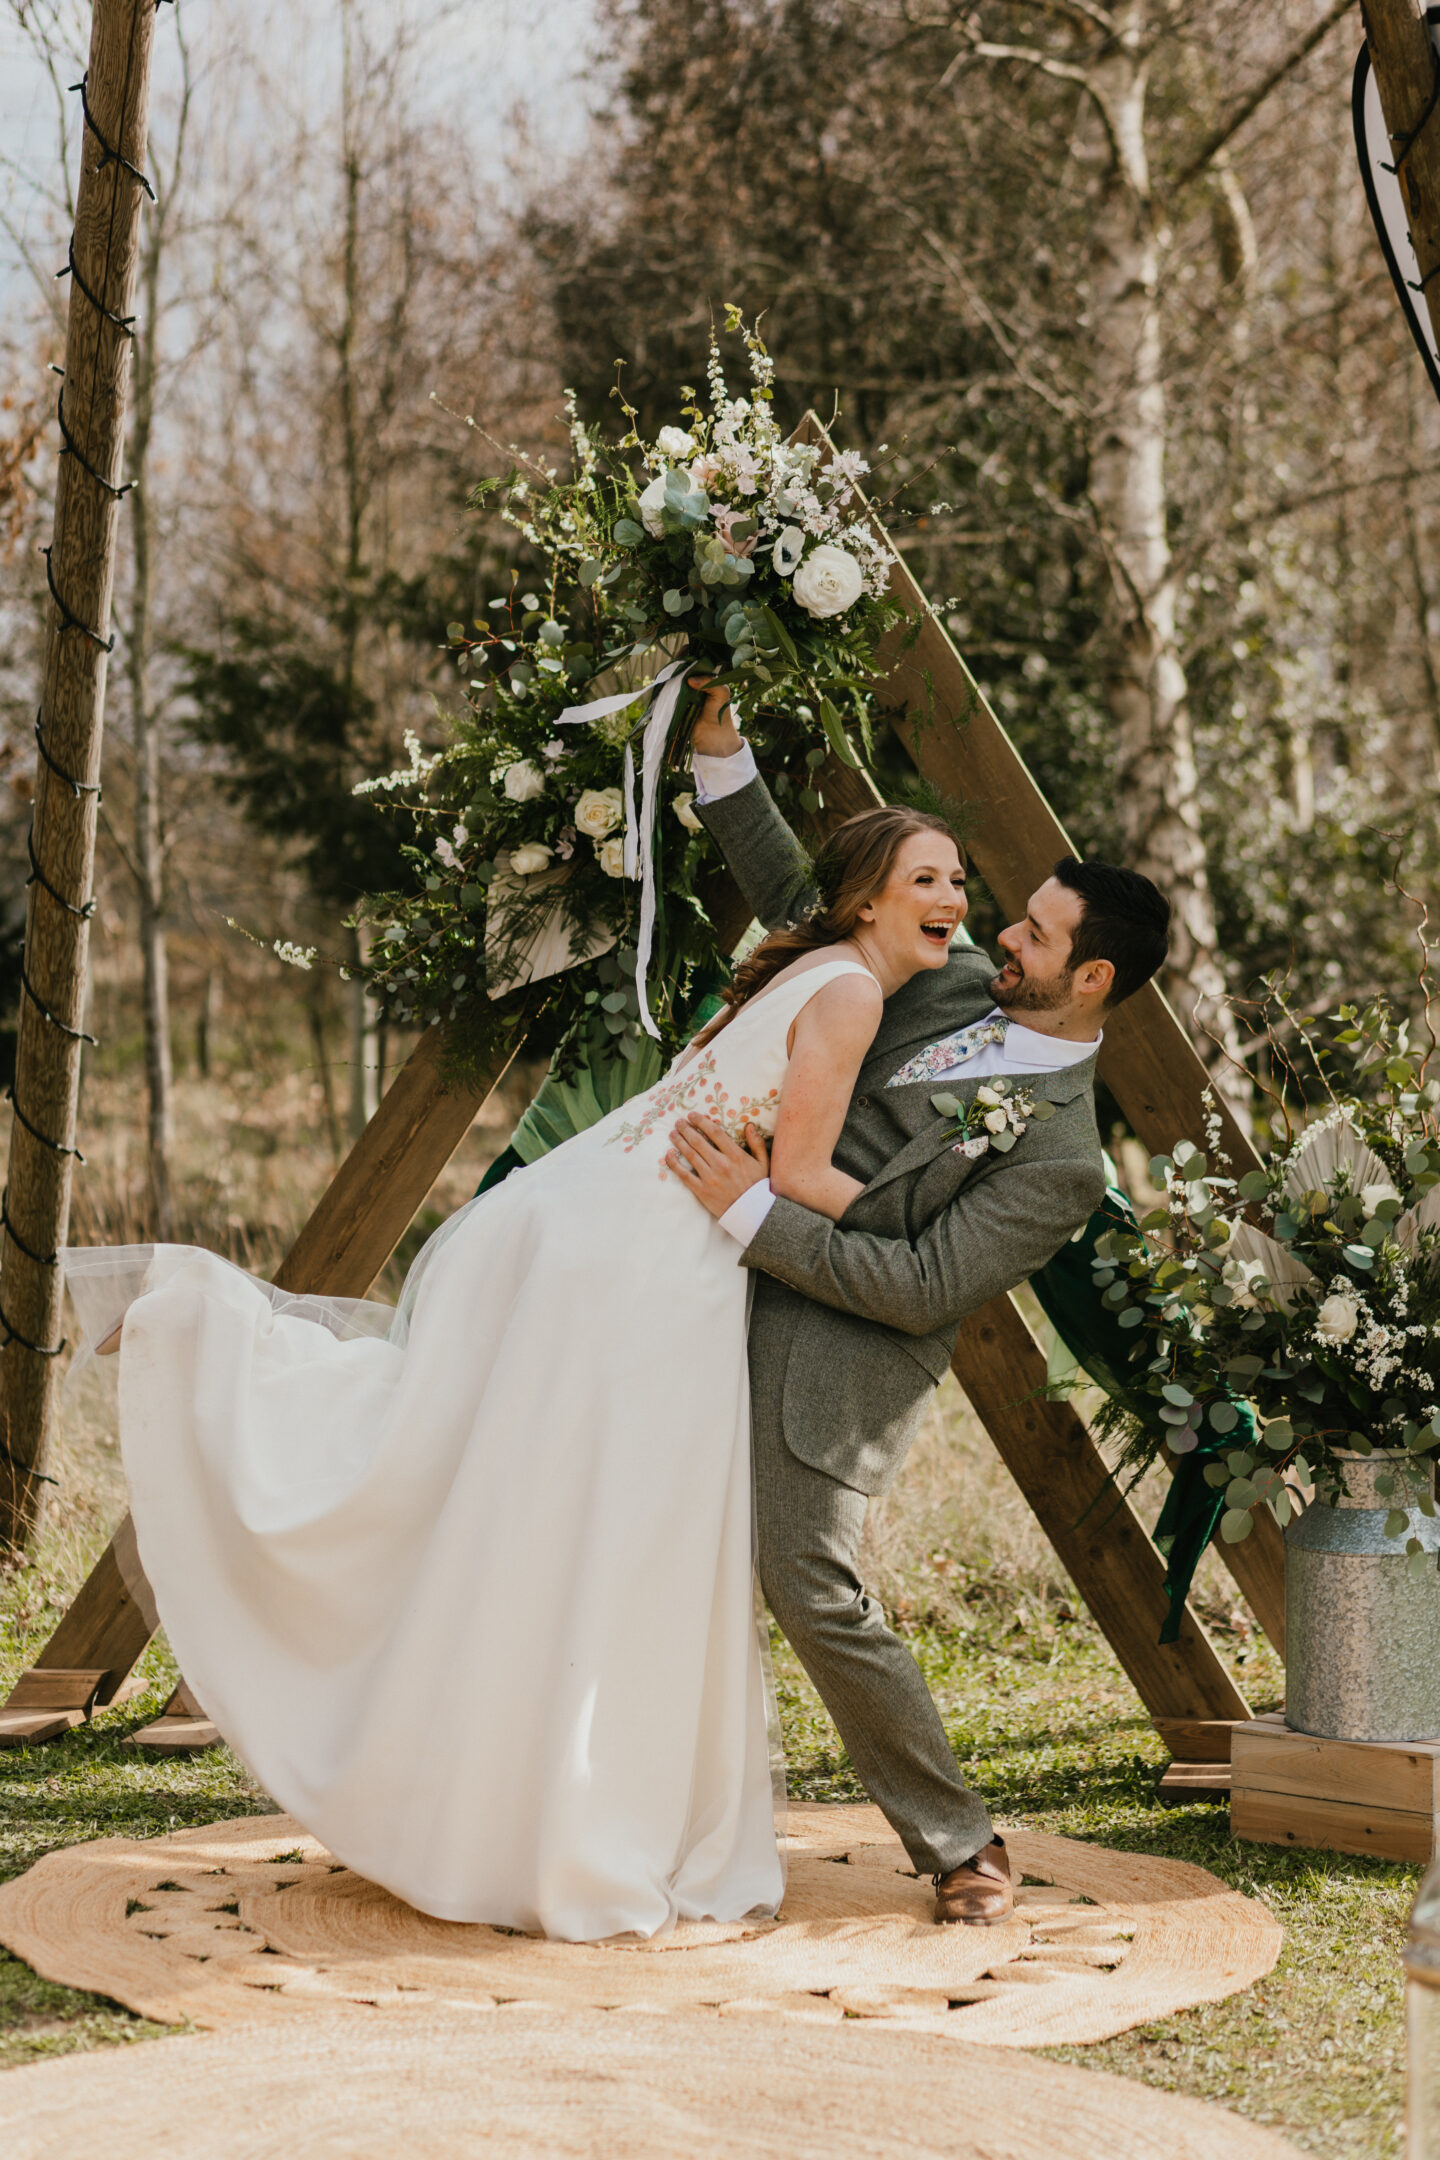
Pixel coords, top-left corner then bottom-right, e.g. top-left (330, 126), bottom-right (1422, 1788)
top-left (124, 1679), bottom-right (220, 1755)
top-left (33, 1513), bottom-right (157, 1689)
top-left (952, 1293), bottom-right (1249, 1722)
top-left (0, 1709), bottom-right (86, 1747)
top-left (2, 1668), bottom-right (108, 1712)
top-left (1231, 1784), bottom-right (1437, 1865)
top-left (869, 528), bottom-right (1288, 1652)
top-left (801, 723), bottom-right (1262, 1713)
top-left (272, 1020), bottom-right (529, 1299)
top-left (1233, 1723), bottom-right (1440, 1814)
top-left (1152, 1717), bottom-right (1249, 1763)
top-left (1158, 1762), bottom-right (1232, 1804)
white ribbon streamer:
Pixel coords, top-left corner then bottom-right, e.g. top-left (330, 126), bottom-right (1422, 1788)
top-left (556, 657), bottom-right (690, 1039)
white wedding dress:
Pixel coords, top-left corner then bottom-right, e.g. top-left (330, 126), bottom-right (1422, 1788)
top-left (64, 957), bottom-right (870, 1943)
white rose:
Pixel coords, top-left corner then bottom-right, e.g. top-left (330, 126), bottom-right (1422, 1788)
top-left (639, 473), bottom-right (670, 539)
top-left (502, 759), bottom-right (546, 803)
top-left (791, 542), bottom-right (864, 618)
top-left (773, 525), bottom-right (805, 575)
top-left (974, 1085), bottom-right (1002, 1107)
top-left (508, 842), bottom-right (554, 877)
top-left (983, 1108), bottom-right (1009, 1134)
top-left (1361, 1182), bottom-right (1402, 1216)
top-left (597, 834), bottom-right (629, 879)
top-left (1315, 1290), bottom-right (1361, 1344)
top-left (574, 786), bottom-right (624, 840)
top-left (656, 426), bottom-right (695, 459)
top-left (672, 792), bottom-right (703, 833)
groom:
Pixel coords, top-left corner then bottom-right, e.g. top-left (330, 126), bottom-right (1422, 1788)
top-left (665, 695), bottom-right (1170, 1926)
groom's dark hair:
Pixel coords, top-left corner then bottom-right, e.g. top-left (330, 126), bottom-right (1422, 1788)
top-left (1052, 857), bottom-right (1170, 1007)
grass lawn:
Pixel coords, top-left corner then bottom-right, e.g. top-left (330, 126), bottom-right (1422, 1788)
top-left (0, 1364), bottom-right (1416, 2155)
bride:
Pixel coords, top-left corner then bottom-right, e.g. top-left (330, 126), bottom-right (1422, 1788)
top-left (64, 800), bottom-right (967, 1943)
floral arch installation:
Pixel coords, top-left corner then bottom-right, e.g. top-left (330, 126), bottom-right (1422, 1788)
top-left (0, 420), bottom-right (1285, 1756)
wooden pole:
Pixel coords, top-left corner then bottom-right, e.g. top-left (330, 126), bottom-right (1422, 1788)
top-left (0, 0), bottom-right (159, 1549)
top-left (1362, 0), bottom-right (1440, 363)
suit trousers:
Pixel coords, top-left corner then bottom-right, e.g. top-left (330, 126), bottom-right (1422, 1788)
top-left (748, 1302), bottom-right (995, 1878)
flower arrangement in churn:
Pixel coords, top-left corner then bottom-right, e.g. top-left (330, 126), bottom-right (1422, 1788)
top-left (1090, 992), bottom-right (1440, 1574)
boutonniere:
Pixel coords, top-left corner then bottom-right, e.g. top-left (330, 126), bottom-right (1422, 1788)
top-left (930, 1078), bottom-right (1056, 1159)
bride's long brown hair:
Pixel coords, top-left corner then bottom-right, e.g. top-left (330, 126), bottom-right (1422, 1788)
top-left (701, 804), bottom-right (962, 1039)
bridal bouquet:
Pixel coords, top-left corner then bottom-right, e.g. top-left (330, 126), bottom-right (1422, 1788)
top-left (352, 314), bottom-right (914, 1078)
top-left (1090, 994), bottom-right (1440, 1568)
top-left (490, 307), bottom-right (901, 757)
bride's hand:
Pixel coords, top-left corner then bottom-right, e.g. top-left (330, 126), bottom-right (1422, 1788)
top-left (688, 677), bottom-right (743, 762)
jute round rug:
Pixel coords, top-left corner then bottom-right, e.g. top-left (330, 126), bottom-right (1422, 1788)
top-left (0, 1802), bottom-right (1279, 2050)
top-left (0, 2007), bottom-right (1303, 2159)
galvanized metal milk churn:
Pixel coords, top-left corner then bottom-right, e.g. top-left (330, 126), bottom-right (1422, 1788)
top-left (1285, 1453), bottom-right (1440, 1742)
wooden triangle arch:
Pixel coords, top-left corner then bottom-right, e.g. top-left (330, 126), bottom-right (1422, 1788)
top-left (0, 418), bottom-right (1283, 1766)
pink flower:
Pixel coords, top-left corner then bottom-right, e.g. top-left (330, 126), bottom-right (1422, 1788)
top-left (711, 506), bottom-right (757, 558)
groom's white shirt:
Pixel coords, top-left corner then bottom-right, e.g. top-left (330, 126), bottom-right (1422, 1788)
top-left (691, 743), bottom-right (1099, 1246)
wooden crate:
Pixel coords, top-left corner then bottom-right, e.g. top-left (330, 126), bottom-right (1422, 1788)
top-left (1231, 1711), bottom-right (1440, 1863)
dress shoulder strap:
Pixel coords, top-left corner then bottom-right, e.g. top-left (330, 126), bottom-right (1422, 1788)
top-left (755, 956), bottom-right (878, 1014)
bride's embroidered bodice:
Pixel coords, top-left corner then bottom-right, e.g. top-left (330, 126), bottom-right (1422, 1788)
top-left (608, 959), bottom-right (875, 1174)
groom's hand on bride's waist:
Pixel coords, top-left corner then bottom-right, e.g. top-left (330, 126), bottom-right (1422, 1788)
top-left (666, 1116), bottom-right (770, 1219)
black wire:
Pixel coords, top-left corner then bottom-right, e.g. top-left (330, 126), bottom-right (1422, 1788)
top-left (26, 825), bottom-right (95, 919)
top-left (20, 964), bottom-right (97, 1045)
top-left (1, 1188), bottom-right (57, 1270)
top-left (4, 1087), bottom-right (85, 1164)
top-left (68, 72), bottom-right (155, 199)
top-left (0, 1294), bottom-right (65, 1361)
top-left (33, 709), bottom-right (101, 799)
top-left (54, 235), bottom-right (135, 337)
top-left (43, 546), bottom-right (114, 651)
top-left (0, 1437), bottom-right (59, 1486)
top-left (57, 379), bottom-right (132, 497)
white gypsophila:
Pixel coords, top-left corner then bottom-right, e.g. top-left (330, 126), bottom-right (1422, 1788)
top-left (598, 834), bottom-right (628, 879)
top-left (509, 842), bottom-right (554, 877)
top-left (273, 940), bottom-right (316, 970)
top-left (639, 473), bottom-right (670, 539)
top-left (352, 728), bottom-right (442, 797)
top-left (574, 786), bottom-right (624, 840)
top-left (502, 759), bottom-right (546, 803)
top-left (1315, 1290), bottom-right (1361, 1344)
top-left (656, 426), bottom-right (695, 459)
top-left (672, 792), bottom-right (703, 833)
top-left (792, 543), bottom-right (865, 618)
top-left (773, 526), bottom-right (804, 576)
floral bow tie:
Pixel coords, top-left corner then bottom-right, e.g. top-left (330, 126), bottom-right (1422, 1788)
top-left (886, 1014), bottom-right (1008, 1090)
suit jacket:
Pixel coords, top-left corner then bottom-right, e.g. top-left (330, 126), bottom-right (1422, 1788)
top-left (699, 774), bottom-right (1107, 1494)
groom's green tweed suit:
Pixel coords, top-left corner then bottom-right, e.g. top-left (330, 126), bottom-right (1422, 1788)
top-left (699, 775), bottom-right (1106, 1877)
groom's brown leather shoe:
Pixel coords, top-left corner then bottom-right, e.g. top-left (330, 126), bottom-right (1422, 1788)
top-left (933, 1836), bottom-right (1013, 1925)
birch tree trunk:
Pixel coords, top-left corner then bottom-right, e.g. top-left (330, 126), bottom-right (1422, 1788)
top-left (127, 201), bottom-right (174, 1237)
top-left (1, 0), bottom-right (158, 1549)
top-left (1082, 8), bottom-right (1236, 1063)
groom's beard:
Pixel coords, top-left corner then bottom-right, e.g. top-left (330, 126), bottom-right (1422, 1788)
top-left (989, 961), bottom-right (1074, 1016)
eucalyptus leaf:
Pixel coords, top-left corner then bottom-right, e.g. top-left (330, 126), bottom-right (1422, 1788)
top-left (988, 1129), bottom-right (1017, 1153)
top-left (1220, 1508), bottom-right (1255, 1543)
top-left (1208, 1400), bottom-right (1240, 1433)
top-left (930, 1094), bottom-right (961, 1117)
top-left (1031, 1099), bottom-right (1057, 1121)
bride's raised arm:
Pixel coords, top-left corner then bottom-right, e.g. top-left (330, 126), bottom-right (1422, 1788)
top-left (766, 971), bottom-right (883, 1223)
